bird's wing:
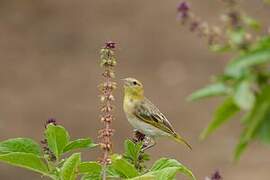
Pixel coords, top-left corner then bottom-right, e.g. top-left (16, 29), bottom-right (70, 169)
top-left (133, 98), bottom-right (176, 135)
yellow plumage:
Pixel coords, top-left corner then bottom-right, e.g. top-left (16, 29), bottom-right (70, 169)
top-left (122, 77), bottom-right (192, 150)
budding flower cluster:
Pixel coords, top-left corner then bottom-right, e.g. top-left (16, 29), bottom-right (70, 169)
top-left (177, 1), bottom-right (254, 49)
top-left (177, 2), bottom-right (223, 45)
top-left (100, 42), bottom-right (117, 68)
top-left (205, 170), bottom-right (222, 180)
top-left (98, 41), bottom-right (117, 166)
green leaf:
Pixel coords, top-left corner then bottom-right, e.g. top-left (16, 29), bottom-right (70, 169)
top-left (150, 167), bottom-right (184, 180)
top-left (128, 174), bottom-right (155, 180)
top-left (45, 124), bottom-right (70, 159)
top-left (200, 97), bottom-right (239, 139)
top-left (60, 153), bottom-right (81, 180)
top-left (106, 165), bottom-right (121, 178)
top-left (257, 114), bottom-right (270, 144)
top-left (225, 49), bottom-right (270, 77)
top-left (234, 81), bottom-right (255, 110)
top-left (234, 138), bottom-right (248, 161)
top-left (188, 83), bottom-right (230, 101)
top-left (234, 85), bottom-right (270, 160)
top-left (0, 138), bottom-right (41, 155)
top-left (124, 140), bottom-right (143, 162)
top-left (243, 16), bottom-right (261, 31)
top-left (228, 28), bottom-right (245, 45)
top-left (79, 161), bottom-right (101, 176)
top-left (0, 152), bottom-right (49, 176)
top-left (150, 158), bottom-right (195, 180)
top-left (252, 37), bottom-right (270, 50)
top-left (209, 44), bottom-right (231, 53)
top-left (110, 154), bottom-right (139, 178)
top-left (81, 175), bottom-right (101, 180)
top-left (63, 138), bottom-right (97, 153)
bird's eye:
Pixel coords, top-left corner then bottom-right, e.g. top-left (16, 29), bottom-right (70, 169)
top-left (133, 81), bottom-right (138, 85)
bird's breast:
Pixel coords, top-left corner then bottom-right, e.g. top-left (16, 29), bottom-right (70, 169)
top-left (123, 96), bottom-right (135, 113)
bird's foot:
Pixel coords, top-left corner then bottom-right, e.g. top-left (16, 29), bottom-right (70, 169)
top-left (141, 137), bottom-right (156, 152)
top-left (133, 130), bottom-right (146, 143)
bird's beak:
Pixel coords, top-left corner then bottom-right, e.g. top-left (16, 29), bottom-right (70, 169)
top-left (121, 78), bottom-right (129, 86)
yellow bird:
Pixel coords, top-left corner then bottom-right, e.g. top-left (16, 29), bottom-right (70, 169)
top-left (122, 77), bottom-right (192, 150)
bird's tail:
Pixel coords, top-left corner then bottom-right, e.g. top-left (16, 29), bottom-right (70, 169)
top-left (171, 133), bottom-right (192, 150)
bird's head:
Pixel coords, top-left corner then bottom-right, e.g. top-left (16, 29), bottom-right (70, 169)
top-left (122, 78), bottom-right (144, 99)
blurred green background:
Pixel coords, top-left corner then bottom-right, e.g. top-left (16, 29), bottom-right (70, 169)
top-left (0, 0), bottom-right (270, 179)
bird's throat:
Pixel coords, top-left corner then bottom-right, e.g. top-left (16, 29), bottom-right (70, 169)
top-left (124, 87), bottom-right (144, 100)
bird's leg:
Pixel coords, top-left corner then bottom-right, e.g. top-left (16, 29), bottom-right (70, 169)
top-left (133, 130), bottom-right (146, 143)
top-left (141, 137), bottom-right (156, 152)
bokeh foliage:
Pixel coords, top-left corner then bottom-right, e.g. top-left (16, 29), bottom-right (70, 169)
top-left (187, 2), bottom-right (270, 160)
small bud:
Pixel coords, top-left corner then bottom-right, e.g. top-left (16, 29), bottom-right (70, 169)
top-left (45, 118), bottom-right (57, 128)
top-left (211, 171), bottom-right (222, 180)
top-left (40, 139), bottom-right (47, 144)
top-left (212, 26), bottom-right (222, 36)
top-left (109, 71), bottom-right (115, 78)
top-left (244, 33), bottom-right (252, 42)
top-left (177, 2), bottom-right (189, 14)
top-left (105, 41), bottom-right (116, 49)
top-left (106, 158), bottom-right (112, 164)
top-left (100, 95), bottom-right (106, 102)
top-left (108, 94), bottom-right (115, 101)
top-left (100, 116), bottom-right (106, 122)
top-left (177, 2), bottom-right (190, 23)
top-left (227, 11), bottom-right (240, 27)
top-left (198, 22), bottom-right (210, 37)
top-left (190, 20), bottom-right (200, 32)
top-left (99, 143), bottom-right (107, 150)
top-left (101, 105), bottom-right (113, 113)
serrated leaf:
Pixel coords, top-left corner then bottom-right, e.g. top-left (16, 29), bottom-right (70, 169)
top-left (225, 49), bottom-right (270, 77)
top-left (234, 81), bottom-right (255, 110)
top-left (150, 158), bottom-right (195, 180)
top-left (63, 138), bottom-right (97, 153)
top-left (200, 97), bottom-right (239, 139)
top-left (45, 124), bottom-right (70, 159)
top-left (188, 83), bottom-right (229, 101)
top-left (0, 138), bottom-right (41, 155)
top-left (0, 152), bottom-right (49, 176)
top-left (111, 154), bottom-right (139, 178)
top-left (61, 153), bottom-right (81, 180)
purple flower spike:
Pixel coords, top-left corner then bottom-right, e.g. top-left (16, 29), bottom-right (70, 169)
top-left (211, 171), bottom-right (222, 180)
top-left (105, 41), bottom-right (116, 49)
top-left (46, 118), bottom-right (57, 127)
top-left (177, 2), bottom-right (189, 13)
